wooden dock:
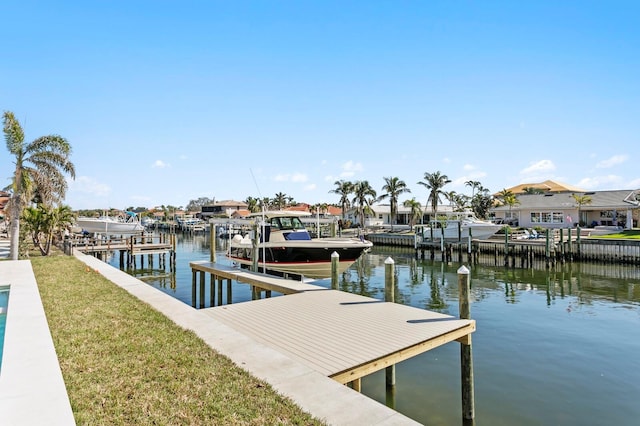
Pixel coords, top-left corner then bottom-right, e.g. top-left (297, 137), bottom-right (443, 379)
top-left (203, 289), bottom-right (475, 385)
top-left (67, 234), bottom-right (176, 269)
top-left (190, 261), bottom-right (476, 419)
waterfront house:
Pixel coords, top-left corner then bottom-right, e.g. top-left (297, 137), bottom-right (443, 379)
top-left (490, 189), bottom-right (640, 229)
top-left (200, 200), bottom-right (248, 219)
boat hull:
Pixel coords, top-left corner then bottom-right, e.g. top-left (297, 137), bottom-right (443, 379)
top-left (76, 218), bottom-right (145, 235)
top-left (228, 238), bottom-right (372, 279)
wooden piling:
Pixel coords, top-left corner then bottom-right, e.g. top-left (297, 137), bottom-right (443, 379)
top-left (331, 251), bottom-right (339, 290)
top-left (457, 265), bottom-right (475, 424)
top-left (385, 257), bottom-right (396, 388)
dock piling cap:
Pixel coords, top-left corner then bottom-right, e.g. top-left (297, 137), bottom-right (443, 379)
top-left (457, 265), bottom-right (470, 275)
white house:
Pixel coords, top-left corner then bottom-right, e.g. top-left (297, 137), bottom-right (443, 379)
top-left (490, 189), bottom-right (640, 229)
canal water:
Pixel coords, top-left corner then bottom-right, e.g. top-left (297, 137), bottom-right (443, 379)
top-left (108, 232), bottom-right (640, 425)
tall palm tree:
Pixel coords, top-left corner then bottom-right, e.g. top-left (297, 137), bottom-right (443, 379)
top-left (499, 191), bottom-right (520, 222)
top-left (3, 111), bottom-right (75, 260)
top-left (329, 180), bottom-right (353, 221)
top-left (273, 192), bottom-right (288, 210)
top-left (572, 193), bottom-right (592, 226)
top-left (402, 198), bottom-right (422, 230)
top-left (351, 180), bottom-right (376, 228)
top-left (417, 171), bottom-right (451, 217)
top-left (465, 180), bottom-right (482, 198)
top-left (378, 176), bottom-right (411, 227)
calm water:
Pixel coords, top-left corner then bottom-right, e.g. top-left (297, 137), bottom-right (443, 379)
top-left (108, 232), bottom-right (640, 425)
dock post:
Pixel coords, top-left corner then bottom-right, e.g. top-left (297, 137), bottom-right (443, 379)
top-left (385, 257), bottom-right (396, 388)
top-left (199, 269), bottom-right (205, 309)
top-left (457, 265), bottom-right (475, 424)
top-left (210, 224), bottom-right (216, 263)
top-left (251, 222), bottom-right (259, 273)
top-left (545, 229), bottom-right (551, 268)
top-left (331, 251), bottom-right (339, 290)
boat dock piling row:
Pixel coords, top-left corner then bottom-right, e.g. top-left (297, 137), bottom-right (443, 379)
top-left (189, 256), bottom-right (476, 424)
top-left (366, 227), bottom-right (640, 267)
top-left (65, 233), bottom-right (176, 270)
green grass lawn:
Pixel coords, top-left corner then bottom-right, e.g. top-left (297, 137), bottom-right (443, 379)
top-left (589, 229), bottom-right (640, 239)
top-left (32, 255), bottom-right (325, 425)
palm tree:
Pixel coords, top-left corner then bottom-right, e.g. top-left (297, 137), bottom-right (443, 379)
top-left (22, 204), bottom-right (74, 255)
top-left (497, 189), bottom-right (520, 223)
top-left (572, 193), bottom-right (592, 226)
top-left (417, 171), bottom-right (451, 217)
top-left (378, 176), bottom-right (411, 228)
top-left (273, 192), bottom-right (288, 210)
top-left (402, 198), bottom-right (422, 230)
top-left (523, 187), bottom-right (546, 194)
top-left (244, 196), bottom-right (260, 213)
top-left (329, 180), bottom-right (353, 221)
top-left (3, 111), bottom-right (75, 260)
top-left (351, 181), bottom-right (376, 228)
top-left (465, 180), bottom-right (482, 198)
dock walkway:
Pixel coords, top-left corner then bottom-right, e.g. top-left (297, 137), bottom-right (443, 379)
top-left (191, 262), bottom-right (475, 387)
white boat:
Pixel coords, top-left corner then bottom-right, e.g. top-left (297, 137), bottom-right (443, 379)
top-left (76, 211), bottom-right (145, 235)
top-left (228, 211), bottom-right (373, 279)
top-left (416, 212), bottom-right (502, 242)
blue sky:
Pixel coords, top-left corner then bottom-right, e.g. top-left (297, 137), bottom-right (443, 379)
top-left (2, 1), bottom-right (639, 210)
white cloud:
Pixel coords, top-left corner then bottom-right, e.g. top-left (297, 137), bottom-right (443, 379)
top-left (340, 160), bottom-right (363, 178)
top-left (69, 176), bottom-right (111, 197)
top-left (520, 159), bottom-right (556, 175)
top-left (596, 154), bottom-right (628, 169)
top-left (443, 157), bottom-right (451, 164)
top-left (152, 160), bottom-right (170, 168)
top-left (303, 183), bottom-right (317, 191)
top-left (463, 164), bottom-right (475, 171)
top-left (627, 177), bottom-right (640, 188)
top-left (273, 172), bottom-right (308, 183)
top-left (577, 175), bottom-right (623, 190)
top-left (291, 173), bottom-right (308, 183)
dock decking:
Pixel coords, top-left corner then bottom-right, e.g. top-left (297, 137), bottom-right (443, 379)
top-left (203, 289), bottom-right (475, 384)
top-left (193, 262), bottom-right (475, 387)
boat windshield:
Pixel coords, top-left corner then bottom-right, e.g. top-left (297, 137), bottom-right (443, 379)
top-left (270, 216), bottom-right (306, 231)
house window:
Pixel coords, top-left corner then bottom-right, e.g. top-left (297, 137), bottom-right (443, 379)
top-left (530, 211), bottom-right (565, 224)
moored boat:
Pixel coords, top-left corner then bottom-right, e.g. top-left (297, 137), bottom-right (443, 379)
top-left (228, 211), bottom-right (372, 279)
top-left (416, 212), bottom-right (502, 241)
top-left (76, 211), bottom-right (145, 235)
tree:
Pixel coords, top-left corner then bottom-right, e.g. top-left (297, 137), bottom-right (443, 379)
top-left (417, 171), bottom-right (451, 217)
top-left (497, 189), bottom-right (520, 222)
top-left (444, 191), bottom-right (469, 212)
top-left (3, 111), bottom-right (75, 260)
top-left (272, 192), bottom-right (288, 210)
top-left (470, 187), bottom-right (493, 219)
top-left (22, 204), bottom-right (74, 255)
top-left (402, 198), bottom-right (422, 230)
top-left (186, 197), bottom-right (213, 212)
top-left (244, 196), bottom-right (260, 213)
top-left (572, 193), bottom-right (592, 226)
top-left (329, 180), bottom-right (353, 221)
top-left (351, 181), bottom-right (376, 228)
top-left (378, 176), bottom-right (411, 228)
top-left (465, 180), bottom-right (482, 198)
top-left (523, 187), bottom-right (546, 194)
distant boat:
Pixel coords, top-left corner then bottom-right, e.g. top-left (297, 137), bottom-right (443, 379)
top-left (228, 211), bottom-right (372, 279)
top-left (416, 212), bottom-right (502, 242)
top-left (76, 211), bottom-right (145, 235)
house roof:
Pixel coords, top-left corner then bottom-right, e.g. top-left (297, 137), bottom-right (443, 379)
top-left (491, 189), bottom-right (640, 211)
top-left (497, 180), bottom-right (587, 195)
top-left (213, 200), bottom-right (248, 207)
